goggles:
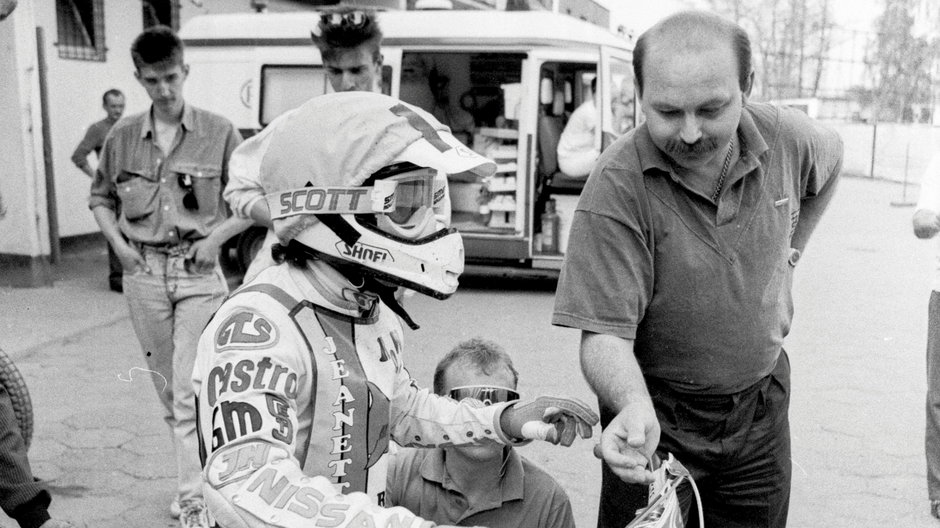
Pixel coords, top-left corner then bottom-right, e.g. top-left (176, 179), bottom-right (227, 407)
top-left (267, 167), bottom-right (441, 226)
top-left (320, 10), bottom-right (367, 29)
top-left (448, 385), bottom-right (520, 406)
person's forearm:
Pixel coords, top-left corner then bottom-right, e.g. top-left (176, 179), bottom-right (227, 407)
top-left (580, 331), bottom-right (650, 412)
top-left (248, 198), bottom-right (273, 229)
top-left (91, 206), bottom-right (127, 248)
top-left (205, 215), bottom-right (255, 248)
top-left (791, 174), bottom-right (839, 253)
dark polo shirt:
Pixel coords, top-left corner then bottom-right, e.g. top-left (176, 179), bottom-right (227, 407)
top-left (552, 103), bottom-right (842, 393)
top-left (387, 447), bottom-right (575, 528)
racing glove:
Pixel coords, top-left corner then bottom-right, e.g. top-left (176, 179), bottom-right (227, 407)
top-left (499, 396), bottom-right (599, 446)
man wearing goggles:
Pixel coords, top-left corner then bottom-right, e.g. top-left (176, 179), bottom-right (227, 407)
top-left (388, 338), bottom-right (577, 528)
top-left (193, 92), bottom-right (597, 528)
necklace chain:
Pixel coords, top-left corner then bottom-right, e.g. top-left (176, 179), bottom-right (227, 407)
top-left (711, 136), bottom-right (736, 202)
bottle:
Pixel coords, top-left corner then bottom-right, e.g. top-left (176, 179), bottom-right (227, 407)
top-left (478, 202), bottom-right (491, 226)
top-left (540, 198), bottom-right (560, 254)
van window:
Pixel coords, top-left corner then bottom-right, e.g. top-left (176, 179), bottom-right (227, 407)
top-left (536, 61), bottom-right (597, 194)
top-left (260, 65), bottom-right (328, 126)
top-left (399, 52), bottom-right (525, 234)
top-left (260, 64), bottom-right (394, 127)
top-left (606, 56), bottom-right (636, 143)
top-left (399, 52), bottom-right (524, 146)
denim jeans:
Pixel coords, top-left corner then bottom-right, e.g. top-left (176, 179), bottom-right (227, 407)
top-left (598, 352), bottom-right (791, 528)
top-left (123, 244), bottom-right (228, 503)
top-left (926, 291), bottom-right (940, 501)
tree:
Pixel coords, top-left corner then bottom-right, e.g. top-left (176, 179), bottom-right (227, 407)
top-left (868, 0), bottom-right (937, 122)
top-left (704, 0), bottom-right (835, 101)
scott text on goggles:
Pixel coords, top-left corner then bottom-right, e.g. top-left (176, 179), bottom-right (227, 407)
top-left (277, 188), bottom-right (369, 217)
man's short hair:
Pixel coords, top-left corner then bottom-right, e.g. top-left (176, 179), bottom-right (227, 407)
top-left (131, 25), bottom-right (184, 71)
top-left (433, 337), bottom-right (519, 395)
top-left (102, 88), bottom-right (124, 105)
top-left (633, 10), bottom-right (752, 97)
top-left (310, 8), bottom-right (382, 64)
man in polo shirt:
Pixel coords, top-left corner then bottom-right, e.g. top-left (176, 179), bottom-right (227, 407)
top-left (89, 26), bottom-right (250, 528)
top-left (552, 10), bottom-right (842, 528)
top-left (387, 338), bottom-right (575, 528)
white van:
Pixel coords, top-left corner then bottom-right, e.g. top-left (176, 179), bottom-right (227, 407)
top-left (179, 9), bottom-right (636, 276)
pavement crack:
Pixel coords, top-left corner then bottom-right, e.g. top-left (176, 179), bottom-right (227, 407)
top-left (9, 315), bottom-right (129, 360)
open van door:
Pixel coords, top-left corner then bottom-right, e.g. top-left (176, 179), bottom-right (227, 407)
top-left (597, 46), bottom-right (637, 151)
top-left (599, 46), bottom-right (636, 151)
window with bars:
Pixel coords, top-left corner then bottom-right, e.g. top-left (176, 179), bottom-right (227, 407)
top-left (142, 0), bottom-right (180, 31)
top-left (55, 0), bottom-right (106, 62)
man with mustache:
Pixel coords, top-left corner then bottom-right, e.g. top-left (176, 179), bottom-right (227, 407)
top-left (552, 10), bottom-right (843, 528)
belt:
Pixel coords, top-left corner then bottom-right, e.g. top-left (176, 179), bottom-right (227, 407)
top-left (134, 240), bottom-right (193, 254)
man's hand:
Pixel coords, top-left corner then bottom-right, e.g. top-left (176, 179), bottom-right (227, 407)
top-left (499, 396), bottom-right (599, 446)
top-left (593, 402), bottom-right (660, 484)
top-left (186, 238), bottom-right (221, 273)
top-left (113, 240), bottom-right (149, 274)
top-left (913, 209), bottom-right (940, 239)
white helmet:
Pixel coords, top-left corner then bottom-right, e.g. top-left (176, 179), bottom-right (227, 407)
top-left (260, 91), bottom-right (496, 300)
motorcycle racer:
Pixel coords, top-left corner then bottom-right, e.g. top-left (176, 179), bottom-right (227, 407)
top-left (192, 92), bottom-right (599, 528)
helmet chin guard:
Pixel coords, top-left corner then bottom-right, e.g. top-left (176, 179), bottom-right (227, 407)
top-left (294, 212), bottom-right (464, 300)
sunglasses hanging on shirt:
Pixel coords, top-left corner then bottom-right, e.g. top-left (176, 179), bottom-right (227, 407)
top-left (178, 174), bottom-right (198, 211)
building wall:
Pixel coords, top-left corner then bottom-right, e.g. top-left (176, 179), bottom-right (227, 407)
top-left (0, 0), bottom-right (45, 257)
top-left (557, 0), bottom-right (608, 27)
top-left (39, 0), bottom-right (149, 238)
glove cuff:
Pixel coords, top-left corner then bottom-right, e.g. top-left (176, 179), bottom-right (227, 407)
top-left (493, 401), bottom-right (531, 446)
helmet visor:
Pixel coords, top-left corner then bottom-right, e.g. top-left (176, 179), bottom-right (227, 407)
top-left (378, 169), bottom-right (436, 226)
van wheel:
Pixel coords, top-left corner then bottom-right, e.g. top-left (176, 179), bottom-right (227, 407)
top-left (236, 226), bottom-right (269, 274)
top-left (0, 347), bottom-right (33, 451)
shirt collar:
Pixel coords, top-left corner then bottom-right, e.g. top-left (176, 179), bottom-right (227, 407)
top-left (637, 104), bottom-right (770, 177)
top-left (420, 447), bottom-right (526, 504)
top-left (140, 103), bottom-right (196, 140)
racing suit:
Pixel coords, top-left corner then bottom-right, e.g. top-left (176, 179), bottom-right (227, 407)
top-left (193, 262), bottom-right (517, 528)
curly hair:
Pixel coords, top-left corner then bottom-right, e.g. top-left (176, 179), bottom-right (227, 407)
top-left (310, 8), bottom-right (382, 64)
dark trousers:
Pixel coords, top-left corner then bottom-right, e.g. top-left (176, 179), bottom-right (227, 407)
top-left (598, 352), bottom-right (792, 528)
top-left (107, 239), bottom-right (123, 290)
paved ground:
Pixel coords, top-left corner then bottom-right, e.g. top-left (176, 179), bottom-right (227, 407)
top-left (0, 175), bottom-right (938, 527)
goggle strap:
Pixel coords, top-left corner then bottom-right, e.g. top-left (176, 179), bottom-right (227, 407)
top-left (327, 257), bottom-right (420, 330)
top-left (363, 275), bottom-right (420, 330)
top-left (315, 214), bottom-right (361, 247)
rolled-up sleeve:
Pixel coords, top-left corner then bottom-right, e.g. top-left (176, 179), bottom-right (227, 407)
top-left (88, 133), bottom-right (118, 211)
top-left (224, 125), bottom-right (275, 219)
